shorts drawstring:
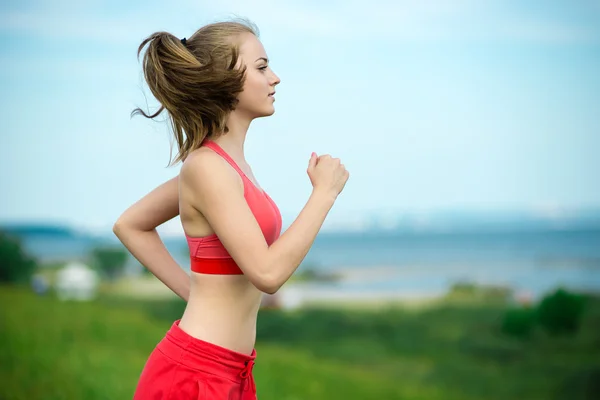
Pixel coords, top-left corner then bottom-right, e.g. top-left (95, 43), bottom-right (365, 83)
top-left (239, 360), bottom-right (255, 392)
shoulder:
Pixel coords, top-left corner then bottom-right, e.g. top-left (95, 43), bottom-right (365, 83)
top-left (180, 146), bottom-right (241, 191)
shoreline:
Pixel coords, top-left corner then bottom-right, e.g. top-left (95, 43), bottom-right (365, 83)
top-left (63, 265), bottom-right (600, 310)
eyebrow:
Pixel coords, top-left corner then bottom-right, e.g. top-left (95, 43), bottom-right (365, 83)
top-left (255, 57), bottom-right (269, 63)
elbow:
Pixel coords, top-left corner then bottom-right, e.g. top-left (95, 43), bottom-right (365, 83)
top-left (112, 218), bottom-right (128, 239)
top-left (113, 218), bottom-right (153, 242)
top-left (254, 272), bottom-right (282, 295)
top-left (112, 221), bottom-right (120, 236)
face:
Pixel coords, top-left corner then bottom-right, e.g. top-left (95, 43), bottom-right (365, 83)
top-left (235, 33), bottom-right (281, 119)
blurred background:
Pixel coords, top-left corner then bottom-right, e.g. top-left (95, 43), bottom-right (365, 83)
top-left (1, 1), bottom-right (600, 399)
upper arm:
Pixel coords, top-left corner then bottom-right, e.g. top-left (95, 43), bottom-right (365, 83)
top-left (115, 176), bottom-right (180, 232)
top-left (180, 153), bottom-right (273, 290)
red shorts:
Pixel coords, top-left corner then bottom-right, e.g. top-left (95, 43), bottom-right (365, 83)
top-left (133, 320), bottom-right (257, 400)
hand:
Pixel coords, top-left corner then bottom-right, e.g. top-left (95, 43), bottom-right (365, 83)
top-left (307, 152), bottom-right (349, 199)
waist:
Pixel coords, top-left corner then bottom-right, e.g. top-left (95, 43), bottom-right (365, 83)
top-left (180, 296), bottom-right (260, 355)
top-left (159, 319), bottom-right (256, 382)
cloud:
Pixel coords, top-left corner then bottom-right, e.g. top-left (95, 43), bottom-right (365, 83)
top-left (199, 0), bottom-right (600, 44)
top-left (1, 11), bottom-right (134, 44)
top-left (0, 2), bottom-right (185, 45)
top-left (1, 0), bottom-right (598, 46)
top-left (0, 54), bottom-right (137, 85)
top-left (196, 0), bottom-right (477, 39)
top-left (497, 17), bottom-right (600, 44)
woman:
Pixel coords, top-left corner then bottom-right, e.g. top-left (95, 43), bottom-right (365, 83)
top-left (114, 19), bottom-right (349, 400)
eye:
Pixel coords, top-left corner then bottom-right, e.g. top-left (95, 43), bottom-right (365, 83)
top-left (258, 65), bottom-right (268, 71)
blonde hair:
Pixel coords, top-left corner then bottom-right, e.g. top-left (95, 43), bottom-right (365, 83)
top-left (132, 19), bottom-right (259, 165)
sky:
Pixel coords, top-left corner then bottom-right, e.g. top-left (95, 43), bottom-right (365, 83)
top-left (1, 0), bottom-right (600, 235)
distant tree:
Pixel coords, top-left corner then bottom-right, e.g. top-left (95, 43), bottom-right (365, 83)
top-left (537, 288), bottom-right (585, 335)
top-left (501, 307), bottom-right (536, 338)
top-left (0, 231), bottom-right (37, 283)
top-left (90, 247), bottom-right (128, 281)
top-left (140, 263), bottom-right (154, 276)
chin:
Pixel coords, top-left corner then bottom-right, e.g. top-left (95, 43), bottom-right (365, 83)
top-left (255, 107), bottom-right (275, 118)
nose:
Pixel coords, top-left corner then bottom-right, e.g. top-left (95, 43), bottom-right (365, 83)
top-left (270, 70), bottom-right (281, 86)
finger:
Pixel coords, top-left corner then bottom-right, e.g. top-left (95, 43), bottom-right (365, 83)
top-left (308, 152), bottom-right (317, 170)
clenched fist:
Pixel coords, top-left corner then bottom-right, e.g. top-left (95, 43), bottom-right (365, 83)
top-left (307, 152), bottom-right (349, 199)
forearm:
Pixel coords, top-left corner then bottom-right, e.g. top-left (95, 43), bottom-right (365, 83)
top-left (266, 189), bottom-right (335, 290)
top-left (113, 226), bottom-right (190, 301)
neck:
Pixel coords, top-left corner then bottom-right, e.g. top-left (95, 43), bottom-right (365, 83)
top-left (213, 111), bottom-right (253, 157)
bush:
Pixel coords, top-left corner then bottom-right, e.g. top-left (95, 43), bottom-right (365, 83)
top-left (537, 288), bottom-right (585, 335)
top-left (90, 247), bottom-right (128, 281)
top-left (448, 281), bottom-right (478, 296)
top-left (0, 231), bottom-right (37, 283)
top-left (447, 281), bottom-right (512, 303)
top-left (501, 307), bottom-right (536, 338)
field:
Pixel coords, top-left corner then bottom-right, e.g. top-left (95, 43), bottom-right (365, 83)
top-left (1, 285), bottom-right (599, 399)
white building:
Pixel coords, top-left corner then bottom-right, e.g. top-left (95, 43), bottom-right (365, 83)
top-left (55, 262), bottom-right (99, 301)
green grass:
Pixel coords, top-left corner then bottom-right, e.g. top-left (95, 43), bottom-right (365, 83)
top-left (1, 285), bottom-right (600, 399)
top-left (0, 287), bottom-right (406, 399)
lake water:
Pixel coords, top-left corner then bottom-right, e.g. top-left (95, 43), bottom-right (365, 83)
top-left (20, 228), bottom-right (600, 300)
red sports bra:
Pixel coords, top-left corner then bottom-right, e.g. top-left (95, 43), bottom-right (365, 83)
top-left (185, 139), bottom-right (282, 275)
